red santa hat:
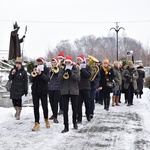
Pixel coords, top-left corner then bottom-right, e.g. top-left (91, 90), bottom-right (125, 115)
top-left (76, 54), bottom-right (84, 62)
top-left (52, 57), bottom-right (58, 63)
top-left (64, 55), bottom-right (73, 64)
top-left (58, 52), bottom-right (65, 59)
top-left (37, 57), bottom-right (45, 63)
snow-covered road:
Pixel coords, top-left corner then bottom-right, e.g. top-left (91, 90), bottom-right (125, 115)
top-left (0, 88), bottom-right (150, 150)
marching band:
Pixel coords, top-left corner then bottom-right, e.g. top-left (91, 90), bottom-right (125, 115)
top-left (10, 52), bottom-right (142, 133)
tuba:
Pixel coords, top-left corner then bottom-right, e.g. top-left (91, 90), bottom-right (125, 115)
top-left (88, 55), bottom-right (99, 81)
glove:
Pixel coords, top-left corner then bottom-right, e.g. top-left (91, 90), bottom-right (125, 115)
top-left (24, 91), bottom-right (28, 96)
top-left (23, 35), bottom-right (26, 38)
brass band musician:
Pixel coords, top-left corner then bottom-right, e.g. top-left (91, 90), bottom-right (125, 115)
top-left (76, 54), bottom-right (91, 123)
top-left (58, 55), bottom-right (80, 133)
top-left (48, 58), bottom-right (61, 123)
top-left (29, 57), bottom-right (50, 131)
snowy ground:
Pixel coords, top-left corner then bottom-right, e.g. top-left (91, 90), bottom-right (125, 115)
top-left (0, 88), bottom-right (150, 150)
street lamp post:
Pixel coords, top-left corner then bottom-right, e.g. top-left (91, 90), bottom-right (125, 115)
top-left (110, 22), bottom-right (125, 61)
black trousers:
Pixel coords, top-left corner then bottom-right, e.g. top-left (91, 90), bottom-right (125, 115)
top-left (62, 95), bottom-right (78, 129)
top-left (49, 90), bottom-right (61, 118)
top-left (77, 90), bottom-right (90, 121)
top-left (101, 89), bottom-right (111, 109)
top-left (126, 83), bottom-right (134, 105)
top-left (32, 94), bottom-right (48, 123)
top-left (59, 96), bottom-right (64, 111)
top-left (12, 99), bottom-right (22, 107)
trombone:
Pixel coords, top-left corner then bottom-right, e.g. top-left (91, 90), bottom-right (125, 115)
top-left (50, 65), bottom-right (59, 80)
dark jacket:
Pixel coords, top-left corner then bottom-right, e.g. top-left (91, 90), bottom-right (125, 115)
top-left (78, 65), bottom-right (91, 90)
top-left (9, 66), bottom-right (28, 99)
top-left (137, 66), bottom-right (145, 94)
top-left (99, 66), bottom-right (114, 92)
top-left (122, 66), bottom-right (139, 90)
top-left (58, 65), bottom-right (80, 95)
top-left (48, 71), bottom-right (61, 91)
top-left (29, 66), bottom-right (50, 95)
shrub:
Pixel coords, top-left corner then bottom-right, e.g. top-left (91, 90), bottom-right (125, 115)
top-left (26, 61), bottom-right (35, 73)
top-left (145, 77), bottom-right (150, 89)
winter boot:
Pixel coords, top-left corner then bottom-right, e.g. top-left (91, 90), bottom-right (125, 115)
top-left (53, 118), bottom-right (59, 123)
top-left (73, 123), bottom-right (78, 129)
top-left (14, 107), bottom-right (17, 117)
top-left (32, 122), bottom-right (40, 131)
top-left (45, 119), bottom-right (50, 128)
top-left (112, 96), bottom-right (116, 107)
top-left (116, 96), bottom-right (120, 106)
top-left (61, 124), bottom-right (69, 133)
top-left (49, 115), bottom-right (54, 120)
top-left (16, 107), bottom-right (22, 120)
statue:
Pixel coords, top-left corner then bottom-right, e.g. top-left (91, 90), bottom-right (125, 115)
top-left (8, 22), bottom-right (25, 60)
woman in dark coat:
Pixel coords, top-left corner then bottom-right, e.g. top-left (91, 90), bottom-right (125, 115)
top-left (9, 57), bottom-right (28, 120)
top-left (136, 63), bottom-right (145, 98)
top-left (97, 59), bottom-right (114, 111)
top-left (122, 61), bottom-right (139, 106)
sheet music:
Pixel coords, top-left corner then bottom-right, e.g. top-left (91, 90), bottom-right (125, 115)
top-left (37, 65), bottom-right (44, 71)
top-left (80, 64), bottom-right (86, 68)
top-left (65, 65), bottom-right (73, 70)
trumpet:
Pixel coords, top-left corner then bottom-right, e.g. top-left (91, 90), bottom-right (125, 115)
top-left (31, 68), bottom-right (38, 77)
top-left (51, 66), bottom-right (59, 73)
top-left (63, 71), bottom-right (69, 79)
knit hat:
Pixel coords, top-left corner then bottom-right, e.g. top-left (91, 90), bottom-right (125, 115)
top-left (36, 57), bottom-right (45, 63)
top-left (76, 54), bottom-right (84, 62)
top-left (58, 52), bottom-right (65, 59)
top-left (64, 55), bottom-right (73, 63)
top-left (52, 57), bottom-right (58, 63)
top-left (16, 57), bottom-right (23, 63)
top-left (127, 61), bottom-right (133, 66)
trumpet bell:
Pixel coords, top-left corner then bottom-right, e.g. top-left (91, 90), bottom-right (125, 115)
top-left (31, 71), bottom-right (37, 77)
top-left (63, 72), bottom-right (69, 79)
top-left (51, 66), bottom-right (59, 73)
top-left (88, 55), bottom-right (99, 67)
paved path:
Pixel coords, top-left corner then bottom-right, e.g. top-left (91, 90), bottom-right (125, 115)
top-left (0, 89), bottom-right (150, 150)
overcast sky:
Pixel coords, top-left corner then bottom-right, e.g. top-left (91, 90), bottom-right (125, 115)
top-left (0, 0), bottom-right (150, 59)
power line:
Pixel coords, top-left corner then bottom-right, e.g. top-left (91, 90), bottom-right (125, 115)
top-left (0, 19), bottom-right (150, 24)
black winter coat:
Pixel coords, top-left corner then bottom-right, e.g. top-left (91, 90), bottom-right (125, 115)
top-left (99, 66), bottom-right (114, 92)
top-left (137, 66), bottom-right (145, 94)
top-left (78, 65), bottom-right (91, 90)
top-left (9, 66), bottom-right (28, 99)
top-left (29, 66), bottom-right (50, 95)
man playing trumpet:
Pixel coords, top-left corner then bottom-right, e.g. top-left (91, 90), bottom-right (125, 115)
top-left (29, 57), bottom-right (50, 131)
top-left (58, 55), bottom-right (80, 133)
